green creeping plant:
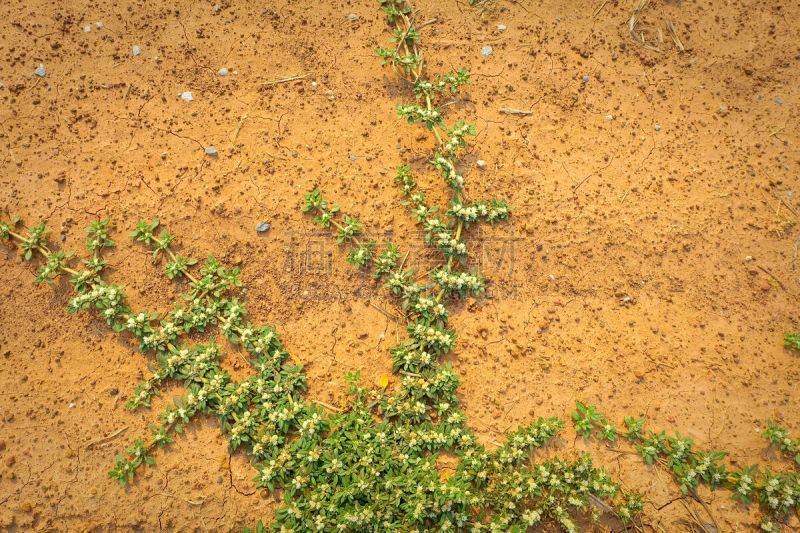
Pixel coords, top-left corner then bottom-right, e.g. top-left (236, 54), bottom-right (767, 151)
top-left (784, 331), bottom-right (800, 350)
top-left (5, 1), bottom-right (799, 529)
top-left (572, 403), bottom-right (800, 529)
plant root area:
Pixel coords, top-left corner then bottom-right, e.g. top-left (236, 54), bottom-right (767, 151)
top-left (0, 0), bottom-right (798, 531)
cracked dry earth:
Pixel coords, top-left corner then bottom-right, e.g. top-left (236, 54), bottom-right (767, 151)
top-left (1, 0), bottom-right (799, 531)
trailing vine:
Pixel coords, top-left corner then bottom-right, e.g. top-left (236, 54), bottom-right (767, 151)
top-left (2, 1), bottom-right (797, 532)
top-left (571, 403), bottom-right (800, 532)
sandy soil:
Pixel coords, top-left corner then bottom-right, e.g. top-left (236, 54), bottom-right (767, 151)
top-left (1, 0), bottom-right (798, 531)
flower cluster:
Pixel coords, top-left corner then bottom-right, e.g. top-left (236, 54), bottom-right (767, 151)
top-left (413, 68), bottom-right (471, 100)
top-left (397, 102), bottom-right (444, 130)
top-left (764, 419), bottom-right (800, 466)
top-left (431, 268), bottom-right (485, 297)
top-left (431, 153), bottom-right (465, 190)
top-left (443, 120), bottom-right (476, 155)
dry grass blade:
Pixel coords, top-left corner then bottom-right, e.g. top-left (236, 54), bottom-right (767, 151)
top-left (593, 0), bottom-right (609, 18)
top-left (230, 113), bottom-right (249, 143)
top-left (85, 426), bottom-right (128, 449)
top-left (499, 108), bottom-right (532, 115)
top-left (629, 0), bottom-right (663, 53)
top-left (261, 73), bottom-right (309, 85)
top-left (664, 18), bottom-right (685, 51)
top-left (678, 498), bottom-right (717, 533)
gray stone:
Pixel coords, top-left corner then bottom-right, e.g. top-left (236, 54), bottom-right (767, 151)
top-left (95, 22), bottom-right (104, 28)
top-left (497, 25), bottom-right (506, 31)
top-left (205, 146), bottom-right (218, 157)
top-left (218, 68), bottom-right (228, 76)
top-left (349, 155), bottom-right (357, 161)
top-left (255, 222), bottom-right (271, 232)
top-left (582, 75), bottom-right (589, 82)
top-left (481, 46), bottom-right (493, 57)
top-left (132, 46), bottom-right (141, 56)
top-left (34, 64), bottom-right (46, 77)
top-left (84, 25), bottom-right (91, 33)
top-left (181, 91), bottom-right (193, 102)
top-left (774, 97), bottom-right (783, 105)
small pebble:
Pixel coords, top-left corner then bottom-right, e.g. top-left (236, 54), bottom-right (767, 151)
top-left (757, 94), bottom-right (763, 100)
top-left (255, 222), bottom-right (271, 232)
top-left (218, 67), bottom-right (228, 76)
top-left (181, 91), bottom-right (194, 102)
top-left (348, 13), bottom-right (357, 21)
top-left (605, 114), bottom-right (613, 120)
top-left (132, 45), bottom-right (141, 56)
top-left (481, 46), bottom-right (493, 57)
top-left (497, 24), bottom-right (506, 31)
top-left (774, 97), bottom-right (783, 105)
top-left (34, 64), bottom-right (46, 77)
top-left (0, 83), bottom-right (3, 89)
top-left (476, 160), bottom-right (486, 170)
top-left (69, 402), bottom-right (75, 408)
top-left (20, 502), bottom-right (32, 513)
top-left (582, 75), bottom-right (589, 82)
top-left (205, 146), bottom-right (218, 157)
top-left (95, 21), bottom-right (104, 28)
top-left (61, 234), bottom-right (66, 242)
top-left (84, 25), bottom-right (91, 33)
top-left (720, 105), bottom-right (727, 112)
top-left (349, 155), bottom-right (357, 161)
top-left (654, 125), bottom-right (661, 131)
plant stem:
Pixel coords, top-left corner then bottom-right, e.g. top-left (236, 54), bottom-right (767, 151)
top-left (8, 231), bottom-right (80, 276)
top-left (386, 6), bottom-right (469, 305)
top-left (150, 234), bottom-right (199, 284)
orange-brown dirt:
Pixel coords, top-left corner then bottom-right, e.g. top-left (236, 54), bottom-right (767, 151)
top-left (1, 0), bottom-right (799, 531)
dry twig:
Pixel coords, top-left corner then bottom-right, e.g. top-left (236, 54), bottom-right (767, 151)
top-left (262, 73), bottom-right (309, 85)
top-left (499, 108), bottom-right (532, 116)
